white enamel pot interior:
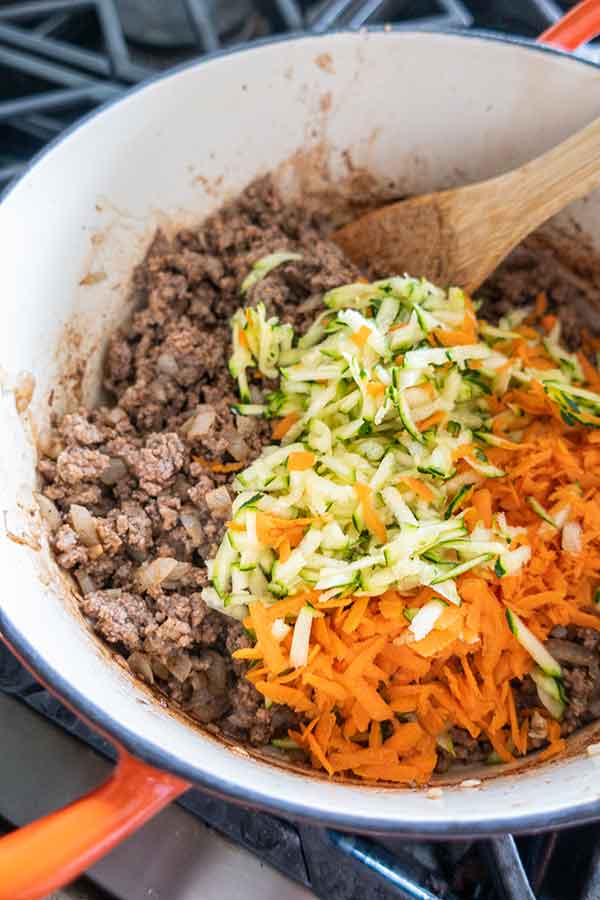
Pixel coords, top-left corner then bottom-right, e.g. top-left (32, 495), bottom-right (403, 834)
top-left (3, 30), bottom-right (600, 836)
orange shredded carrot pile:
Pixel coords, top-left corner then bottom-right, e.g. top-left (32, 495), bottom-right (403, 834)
top-left (227, 297), bottom-right (600, 785)
top-left (235, 418), bottom-right (600, 783)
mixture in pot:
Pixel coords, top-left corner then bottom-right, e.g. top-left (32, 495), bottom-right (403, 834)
top-left (38, 176), bottom-right (600, 782)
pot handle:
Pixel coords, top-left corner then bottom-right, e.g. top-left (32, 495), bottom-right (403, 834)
top-left (0, 748), bottom-right (189, 900)
top-left (538, 0), bottom-right (600, 51)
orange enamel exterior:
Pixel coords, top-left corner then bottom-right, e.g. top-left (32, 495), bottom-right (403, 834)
top-left (0, 751), bottom-right (188, 900)
top-left (539, 0), bottom-right (600, 51)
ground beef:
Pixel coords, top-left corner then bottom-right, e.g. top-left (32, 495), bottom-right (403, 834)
top-left (38, 174), bottom-right (600, 757)
top-left (130, 432), bottom-right (185, 496)
top-left (511, 626), bottom-right (600, 745)
top-left (80, 590), bottom-right (152, 651)
top-left (56, 447), bottom-right (108, 484)
top-left (479, 237), bottom-right (600, 350)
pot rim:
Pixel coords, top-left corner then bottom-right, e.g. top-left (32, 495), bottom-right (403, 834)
top-left (2, 26), bottom-right (600, 837)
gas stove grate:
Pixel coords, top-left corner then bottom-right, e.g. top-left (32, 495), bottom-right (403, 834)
top-left (1, 639), bottom-right (600, 900)
top-left (0, 0), bottom-right (593, 187)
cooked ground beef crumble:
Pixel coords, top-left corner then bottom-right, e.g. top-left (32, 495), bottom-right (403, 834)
top-left (38, 176), bottom-right (600, 764)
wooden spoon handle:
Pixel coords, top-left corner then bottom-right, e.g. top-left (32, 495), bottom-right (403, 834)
top-left (498, 116), bottom-right (600, 243)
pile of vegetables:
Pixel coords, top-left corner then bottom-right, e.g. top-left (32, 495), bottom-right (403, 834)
top-left (201, 256), bottom-right (600, 783)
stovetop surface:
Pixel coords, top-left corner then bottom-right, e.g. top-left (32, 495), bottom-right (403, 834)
top-left (2, 2), bottom-right (600, 899)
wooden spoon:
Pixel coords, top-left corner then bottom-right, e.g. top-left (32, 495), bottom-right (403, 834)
top-left (333, 118), bottom-right (600, 293)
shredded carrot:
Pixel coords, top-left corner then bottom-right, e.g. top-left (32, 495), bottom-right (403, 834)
top-left (249, 602), bottom-right (288, 675)
top-left (433, 327), bottom-right (475, 347)
top-left (278, 539), bottom-right (291, 563)
top-left (399, 476), bottom-right (435, 502)
top-left (351, 325), bottom-right (372, 349)
top-left (330, 747), bottom-right (397, 772)
top-left (272, 412), bottom-right (299, 440)
top-left (194, 456), bottom-right (245, 473)
top-left (451, 444), bottom-right (475, 464)
top-left (255, 681), bottom-right (315, 712)
top-left (342, 596), bottom-right (370, 633)
top-left (535, 292), bottom-right (548, 318)
top-left (303, 673), bottom-right (347, 702)
top-left (288, 450), bottom-right (315, 471)
top-left (226, 520), bottom-right (246, 532)
top-left (230, 294), bottom-right (600, 786)
top-left (353, 482), bottom-right (387, 544)
top-left (366, 382), bottom-right (386, 398)
top-left (417, 410), bottom-right (447, 432)
top-left (238, 328), bottom-right (249, 349)
top-left (231, 647), bottom-right (263, 661)
top-left (472, 488), bottom-right (493, 529)
top-left (306, 731), bottom-right (334, 775)
top-left (536, 739), bottom-right (566, 762)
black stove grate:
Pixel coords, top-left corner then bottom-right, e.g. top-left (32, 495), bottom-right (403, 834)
top-left (2, 638), bottom-right (600, 900)
top-left (1, 0), bottom-right (592, 187)
top-left (2, 2), bottom-right (600, 899)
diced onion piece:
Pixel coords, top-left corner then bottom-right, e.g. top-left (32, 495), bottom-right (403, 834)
top-left (137, 557), bottom-right (179, 591)
top-left (228, 431), bottom-right (249, 462)
top-left (162, 562), bottom-right (192, 586)
top-left (409, 600), bottom-right (445, 641)
top-left (185, 405), bottom-right (216, 439)
top-left (562, 521), bottom-right (582, 554)
top-left (105, 406), bottom-right (127, 425)
top-left (180, 508), bottom-right (204, 546)
top-left (69, 504), bottom-right (99, 547)
top-left (205, 486), bottom-right (232, 518)
top-left (37, 427), bottom-right (62, 459)
top-left (272, 618), bottom-right (291, 641)
top-left (165, 653), bottom-right (192, 683)
top-left (151, 658), bottom-right (171, 680)
top-left (100, 457), bottom-right (128, 485)
top-left (156, 353), bottom-right (179, 376)
top-left (290, 606), bottom-right (314, 668)
top-left (74, 570), bottom-right (96, 595)
top-left (14, 371), bottom-right (35, 413)
top-left (35, 492), bottom-right (61, 531)
top-left (128, 652), bottom-right (154, 685)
